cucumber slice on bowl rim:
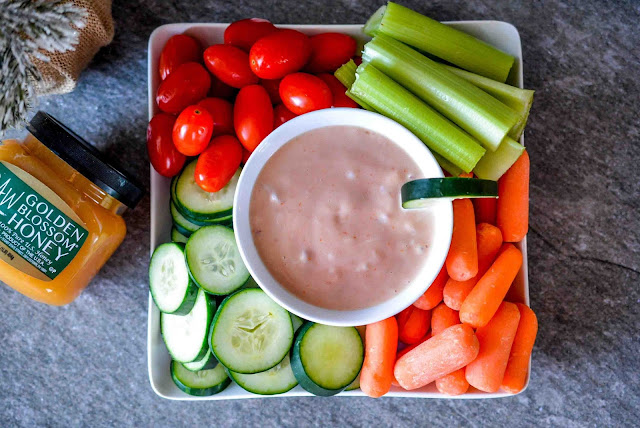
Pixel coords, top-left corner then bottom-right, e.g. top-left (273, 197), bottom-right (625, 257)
top-left (149, 242), bottom-right (199, 315)
top-left (401, 177), bottom-right (498, 209)
top-left (291, 322), bottom-right (364, 396)
top-left (209, 288), bottom-right (294, 374)
top-left (185, 225), bottom-right (250, 295)
top-left (171, 360), bottom-right (230, 397)
top-left (161, 289), bottom-right (215, 363)
top-left (229, 355), bottom-right (298, 395)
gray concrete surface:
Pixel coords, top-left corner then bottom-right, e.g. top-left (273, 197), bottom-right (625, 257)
top-left (1, 0), bottom-right (639, 426)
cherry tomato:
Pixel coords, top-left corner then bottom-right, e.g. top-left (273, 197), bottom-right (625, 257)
top-left (197, 98), bottom-right (234, 137)
top-left (203, 44), bottom-right (259, 89)
top-left (353, 56), bottom-right (363, 66)
top-left (158, 34), bottom-right (201, 80)
top-left (172, 105), bottom-right (214, 156)
top-left (195, 135), bottom-right (243, 192)
top-left (147, 113), bottom-right (185, 177)
top-left (279, 73), bottom-right (332, 115)
top-left (273, 103), bottom-right (297, 128)
top-left (234, 85), bottom-right (274, 152)
top-left (316, 73), bottom-right (358, 108)
top-left (209, 75), bottom-right (237, 99)
top-left (241, 147), bottom-right (251, 165)
top-left (224, 18), bottom-right (278, 52)
top-left (260, 78), bottom-right (282, 104)
top-left (156, 62), bottom-right (211, 114)
top-left (249, 30), bottom-right (312, 79)
top-left (305, 33), bottom-right (357, 73)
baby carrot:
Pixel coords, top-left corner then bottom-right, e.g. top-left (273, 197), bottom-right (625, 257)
top-left (431, 303), bottom-right (460, 336)
top-left (398, 307), bottom-right (431, 345)
top-left (360, 317), bottom-right (398, 398)
top-left (446, 199), bottom-right (478, 281)
top-left (413, 265), bottom-right (448, 310)
top-left (473, 197), bottom-right (497, 225)
top-left (502, 303), bottom-right (538, 393)
top-left (443, 223), bottom-right (503, 310)
top-left (459, 243), bottom-right (522, 328)
top-left (497, 150), bottom-right (529, 242)
top-left (465, 302), bottom-right (521, 392)
top-left (430, 303), bottom-right (469, 395)
top-left (396, 333), bottom-right (431, 360)
top-left (436, 369), bottom-right (469, 396)
top-left (394, 324), bottom-right (479, 390)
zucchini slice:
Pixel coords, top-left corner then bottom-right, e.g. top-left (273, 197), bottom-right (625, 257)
top-left (185, 225), bottom-right (249, 295)
top-left (182, 349), bottom-right (218, 372)
top-left (291, 322), bottom-right (364, 396)
top-left (171, 361), bottom-right (230, 396)
top-left (149, 243), bottom-right (198, 315)
top-left (401, 177), bottom-right (498, 209)
top-left (175, 160), bottom-right (238, 221)
top-left (210, 289), bottom-right (294, 374)
top-left (229, 355), bottom-right (298, 395)
top-left (161, 289), bottom-right (215, 363)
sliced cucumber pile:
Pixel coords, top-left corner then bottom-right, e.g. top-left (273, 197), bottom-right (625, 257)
top-left (210, 288), bottom-right (294, 374)
top-left (161, 289), bottom-right (214, 363)
top-left (401, 177), bottom-right (498, 209)
top-left (149, 243), bottom-right (199, 315)
top-left (291, 322), bottom-right (364, 396)
top-left (171, 360), bottom-right (230, 397)
top-left (185, 225), bottom-right (250, 295)
top-left (345, 326), bottom-right (366, 391)
top-left (229, 355), bottom-right (298, 395)
top-left (171, 227), bottom-right (189, 244)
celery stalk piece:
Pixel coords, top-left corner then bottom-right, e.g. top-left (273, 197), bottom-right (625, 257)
top-left (363, 5), bottom-right (385, 36)
top-left (351, 63), bottom-right (486, 173)
top-left (334, 60), bottom-right (375, 111)
top-left (370, 2), bottom-right (515, 82)
top-left (362, 35), bottom-right (519, 152)
top-left (473, 137), bottom-right (525, 180)
top-left (444, 65), bottom-right (534, 140)
top-left (432, 152), bottom-right (464, 177)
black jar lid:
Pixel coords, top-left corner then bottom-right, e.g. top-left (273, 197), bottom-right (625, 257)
top-left (27, 111), bottom-right (145, 209)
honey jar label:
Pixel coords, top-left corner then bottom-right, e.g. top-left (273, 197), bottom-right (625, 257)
top-left (0, 161), bottom-right (88, 281)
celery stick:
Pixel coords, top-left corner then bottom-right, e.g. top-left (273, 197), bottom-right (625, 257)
top-left (334, 60), bottom-right (375, 111)
top-left (432, 152), bottom-right (464, 177)
top-left (473, 137), bottom-right (525, 180)
top-left (444, 65), bottom-right (534, 139)
top-left (362, 35), bottom-right (519, 152)
top-left (351, 63), bottom-right (485, 173)
top-left (366, 2), bottom-right (515, 82)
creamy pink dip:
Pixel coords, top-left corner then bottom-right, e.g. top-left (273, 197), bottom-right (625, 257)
top-left (250, 126), bottom-right (433, 311)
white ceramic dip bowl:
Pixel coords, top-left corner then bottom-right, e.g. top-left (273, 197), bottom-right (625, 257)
top-left (234, 108), bottom-right (453, 326)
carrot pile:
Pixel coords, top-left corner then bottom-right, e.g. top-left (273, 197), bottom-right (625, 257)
top-left (360, 151), bottom-right (536, 398)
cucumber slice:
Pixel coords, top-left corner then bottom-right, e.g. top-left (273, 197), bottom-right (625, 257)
top-left (171, 360), bottom-right (230, 396)
top-left (291, 322), bottom-right (364, 396)
top-left (161, 289), bottom-right (215, 363)
top-left (149, 243), bottom-right (199, 315)
top-left (210, 289), bottom-right (294, 374)
top-left (345, 326), bottom-right (366, 391)
top-left (171, 202), bottom-right (200, 235)
top-left (175, 160), bottom-right (238, 221)
top-left (171, 227), bottom-right (189, 244)
top-left (240, 276), bottom-right (260, 289)
top-left (185, 225), bottom-right (249, 295)
top-left (401, 177), bottom-right (498, 209)
top-left (183, 349), bottom-right (218, 372)
top-left (229, 355), bottom-right (298, 395)
top-left (290, 313), bottom-right (304, 332)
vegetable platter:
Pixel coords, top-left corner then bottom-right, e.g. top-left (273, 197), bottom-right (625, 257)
top-left (147, 18), bottom-right (531, 400)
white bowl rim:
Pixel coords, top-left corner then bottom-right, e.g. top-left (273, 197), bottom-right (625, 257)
top-left (233, 108), bottom-right (453, 326)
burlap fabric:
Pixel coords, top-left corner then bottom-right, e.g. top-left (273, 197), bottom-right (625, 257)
top-left (33, 0), bottom-right (114, 95)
